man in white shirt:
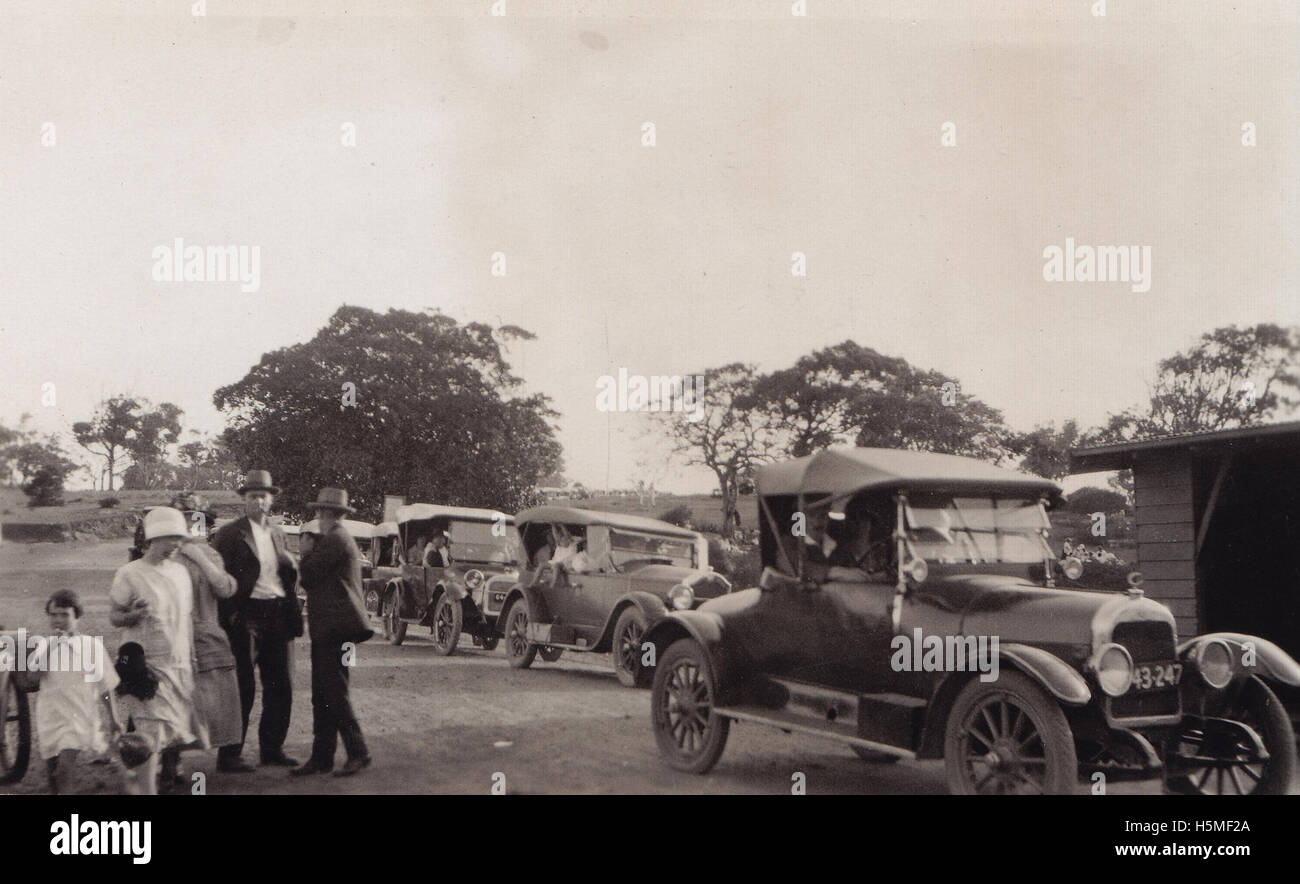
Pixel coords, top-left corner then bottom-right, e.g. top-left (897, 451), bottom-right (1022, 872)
top-left (213, 471), bottom-right (301, 772)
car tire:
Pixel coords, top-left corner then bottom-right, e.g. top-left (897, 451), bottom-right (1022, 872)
top-left (538, 646), bottom-right (563, 663)
top-left (612, 607), bottom-right (649, 688)
top-left (382, 591), bottom-right (407, 646)
top-left (430, 593), bottom-right (462, 657)
top-left (1, 676), bottom-right (31, 785)
top-left (504, 601), bottom-right (536, 670)
top-left (851, 746), bottom-right (901, 764)
top-left (943, 671), bottom-right (1078, 795)
top-left (651, 638), bottom-right (730, 774)
top-left (1166, 675), bottom-right (1296, 795)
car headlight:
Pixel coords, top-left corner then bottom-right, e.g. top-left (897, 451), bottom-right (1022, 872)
top-left (1094, 643), bottom-right (1134, 697)
top-left (668, 584), bottom-right (694, 611)
top-left (1196, 639), bottom-right (1234, 689)
top-left (464, 569), bottom-right (484, 590)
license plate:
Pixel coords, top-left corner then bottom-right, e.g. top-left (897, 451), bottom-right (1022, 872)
top-left (1131, 661), bottom-right (1182, 691)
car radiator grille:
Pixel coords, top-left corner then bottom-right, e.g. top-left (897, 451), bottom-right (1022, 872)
top-left (1108, 620), bottom-right (1179, 719)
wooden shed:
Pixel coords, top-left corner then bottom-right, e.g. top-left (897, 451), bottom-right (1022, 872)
top-left (1069, 421), bottom-right (1300, 654)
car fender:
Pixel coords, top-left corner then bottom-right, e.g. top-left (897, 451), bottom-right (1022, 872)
top-left (638, 610), bottom-right (746, 700)
top-left (916, 643), bottom-right (1090, 759)
top-left (439, 580), bottom-right (468, 603)
top-left (1177, 632), bottom-right (1300, 687)
top-left (596, 591), bottom-right (669, 653)
top-left (499, 583), bottom-right (552, 632)
top-left (996, 643), bottom-right (1091, 705)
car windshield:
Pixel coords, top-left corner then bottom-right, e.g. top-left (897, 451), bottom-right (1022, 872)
top-left (449, 520), bottom-right (520, 565)
top-left (903, 494), bottom-right (1050, 564)
top-left (608, 529), bottom-right (696, 569)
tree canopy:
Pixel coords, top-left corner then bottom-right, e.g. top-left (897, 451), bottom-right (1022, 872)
top-left (213, 306), bottom-right (562, 519)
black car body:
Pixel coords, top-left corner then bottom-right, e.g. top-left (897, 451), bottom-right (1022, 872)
top-left (644, 447), bottom-right (1300, 794)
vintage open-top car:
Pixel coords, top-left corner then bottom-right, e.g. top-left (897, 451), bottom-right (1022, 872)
top-left (643, 446), bottom-right (1300, 794)
top-left (498, 506), bottom-right (731, 686)
top-left (380, 504), bottom-right (522, 655)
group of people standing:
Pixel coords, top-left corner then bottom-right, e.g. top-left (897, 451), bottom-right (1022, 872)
top-left (37, 470), bottom-right (375, 794)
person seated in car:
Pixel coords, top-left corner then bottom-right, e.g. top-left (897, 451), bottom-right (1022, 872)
top-left (825, 512), bottom-right (890, 580)
top-left (424, 533), bottom-right (452, 568)
top-left (565, 539), bottom-right (595, 574)
top-left (407, 535), bottom-right (426, 566)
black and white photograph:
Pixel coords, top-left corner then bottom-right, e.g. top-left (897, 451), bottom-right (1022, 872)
top-left (0, 0), bottom-right (1297, 864)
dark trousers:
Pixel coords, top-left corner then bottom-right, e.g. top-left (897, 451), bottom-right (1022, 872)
top-left (309, 639), bottom-right (368, 765)
top-left (219, 598), bottom-right (294, 762)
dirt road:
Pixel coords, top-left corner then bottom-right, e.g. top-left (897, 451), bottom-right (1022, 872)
top-left (1, 539), bottom-right (1159, 795)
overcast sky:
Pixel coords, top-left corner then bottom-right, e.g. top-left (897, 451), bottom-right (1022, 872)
top-left (1, 0), bottom-right (1296, 493)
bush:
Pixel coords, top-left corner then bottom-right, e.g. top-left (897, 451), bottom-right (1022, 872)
top-left (657, 504), bottom-right (693, 528)
top-left (99, 496), bottom-right (121, 509)
top-left (23, 466), bottom-right (67, 507)
top-left (1067, 486), bottom-right (1128, 515)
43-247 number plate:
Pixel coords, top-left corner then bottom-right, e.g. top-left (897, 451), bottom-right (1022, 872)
top-left (1132, 662), bottom-right (1182, 691)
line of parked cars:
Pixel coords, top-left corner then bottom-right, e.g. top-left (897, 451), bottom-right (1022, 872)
top-left (46, 445), bottom-right (1294, 796)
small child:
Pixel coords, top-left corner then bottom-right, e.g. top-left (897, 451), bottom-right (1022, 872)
top-left (33, 589), bottom-right (118, 794)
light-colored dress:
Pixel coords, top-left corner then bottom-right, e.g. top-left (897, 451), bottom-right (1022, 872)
top-left (110, 557), bottom-right (200, 750)
top-left (34, 636), bottom-right (119, 759)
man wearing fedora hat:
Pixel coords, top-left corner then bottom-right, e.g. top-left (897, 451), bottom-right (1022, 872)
top-left (292, 487), bottom-right (373, 777)
top-left (213, 470), bottom-right (301, 772)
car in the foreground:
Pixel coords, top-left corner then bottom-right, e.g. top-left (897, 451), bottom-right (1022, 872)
top-left (643, 446), bottom-right (1300, 794)
top-left (380, 505), bottom-right (522, 655)
top-left (498, 507), bottom-right (732, 686)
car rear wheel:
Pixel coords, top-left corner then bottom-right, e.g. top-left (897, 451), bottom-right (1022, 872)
top-left (504, 601), bottom-right (536, 669)
top-left (612, 607), bottom-right (649, 688)
top-left (538, 646), bottom-right (563, 663)
top-left (651, 638), bottom-right (730, 774)
top-left (430, 594), bottom-right (462, 657)
top-left (944, 671), bottom-right (1078, 795)
top-left (0, 677), bottom-right (31, 784)
top-left (381, 591), bottom-right (406, 646)
top-left (1166, 675), bottom-right (1296, 795)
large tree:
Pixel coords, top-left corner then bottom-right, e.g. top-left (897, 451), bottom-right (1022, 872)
top-left (1005, 419), bottom-right (1081, 480)
top-left (655, 363), bottom-right (780, 537)
top-left (213, 306), bottom-right (562, 519)
top-left (747, 340), bottom-right (1016, 463)
top-left (72, 396), bottom-right (183, 490)
top-left (1094, 323), bottom-right (1300, 442)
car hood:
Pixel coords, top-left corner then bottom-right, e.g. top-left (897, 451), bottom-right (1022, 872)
top-left (919, 574), bottom-right (1173, 650)
top-left (625, 564), bottom-right (731, 597)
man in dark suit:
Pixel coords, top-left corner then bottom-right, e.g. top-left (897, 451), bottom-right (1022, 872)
top-left (213, 470), bottom-right (301, 773)
top-left (292, 487), bottom-right (374, 777)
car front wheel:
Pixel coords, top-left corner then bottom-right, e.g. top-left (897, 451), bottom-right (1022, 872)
top-left (651, 638), bottom-right (730, 774)
top-left (944, 671), bottom-right (1078, 795)
top-left (0, 676), bottom-right (31, 784)
top-left (430, 593), bottom-right (462, 657)
top-left (504, 601), bottom-right (536, 669)
top-left (382, 592), bottom-right (406, 646)
top-left (612, 607), bottom-right (648, 688)
top-left (1166, 675), bottom-right (1296, 795)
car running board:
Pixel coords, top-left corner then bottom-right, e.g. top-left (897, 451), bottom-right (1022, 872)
top-left (714, 678), bottom-right (924, 759)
